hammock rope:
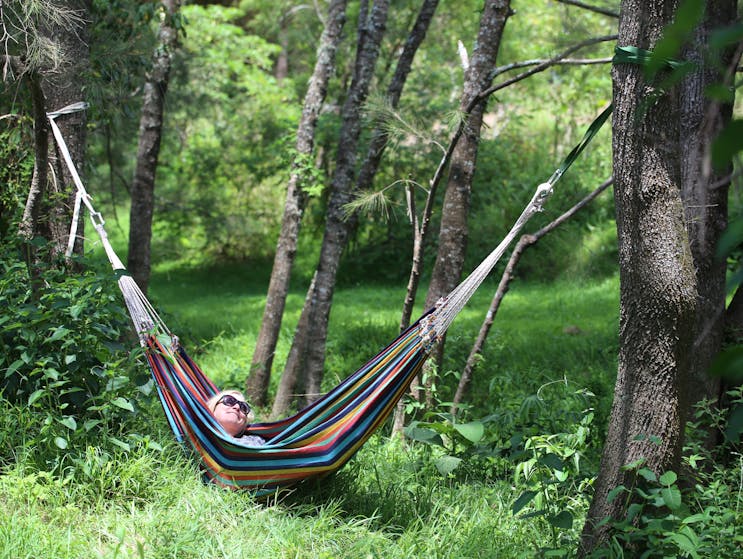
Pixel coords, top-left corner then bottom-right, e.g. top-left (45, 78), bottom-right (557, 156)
top-left (47, 98), bottom-right (609, 493)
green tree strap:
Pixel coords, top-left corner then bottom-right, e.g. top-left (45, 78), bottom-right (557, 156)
top-left (548, 103), bottom-right (613, 186)
top-left (612, 45), bottom-right (689, 71)
top-left (547, 46), bottom-right (688, 186)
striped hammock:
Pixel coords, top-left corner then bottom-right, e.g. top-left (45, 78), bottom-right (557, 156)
top-left (48, 101), bottom-right (608, 494)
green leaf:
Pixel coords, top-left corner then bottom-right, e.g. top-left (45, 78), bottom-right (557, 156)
top-left (109, 437), bottom-right (131, 452)
top-left (28, 389), bottom-right (46, 406)
top-left (724, 404), bottom-right (743, 443)
top-left (659, 471), bottom-right (677, 486)
top-left (453, 421), bottom-right (484, 443)
top-left (47, 327), bottom-right (71, 343)
top-left (548, 510), bottom-right (573, 530)
top-left (111, 397), bottom-right (134, 412)
top-left (512, 490), bottom-right (537, 515)
top-left (60, 416), bottom-right (77, 431)
top-left (638, 468), bottom-right (657, 482)
top-left (4, 359), bottom-right (24, 378)
top-left (434, 455), bottom-right (462, 476)
top-left (83, 419), bottom-right (102, 432)
top-left (54, 437), bottom-right (68, 449)
top-left (661, 486), bottom-right (682, 510)
top-left (539, 453), bottom-right (565, 472)
top-left (404, 425), bottom-right (444, 447)
top-left (712, 119), bottom-right (743, 171)
top-left (607, 485), bottom-right (627, 504)
top-left (710, 347), bottom-right (743, 385)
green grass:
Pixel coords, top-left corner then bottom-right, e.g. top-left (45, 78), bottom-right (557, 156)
top-left (0, 436), bottom-right (562, 559)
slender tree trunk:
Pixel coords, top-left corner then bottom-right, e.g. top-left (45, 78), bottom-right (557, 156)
top-left (354, 0), bottom-right (439, 193)
top-left (451, 177), bottom-right (613, 413)
top-left (127, 0), bottom-right (181, 294)
top-left (270, 273), bottom-right (316, 419)
top-left (19, 72), bottom-right (48, 288)
top-left (678, 0), bottom-right (737, 413)
top-left (418, 0), bottom-right (512, 406)
top-left (580, 1), bottom-right (699, 553)
top-left (276, 0), bottom-right (390, 412)
top-left (38, 0), bottom-right (90, 259)
top-left (247, 0), bottom-right (349, 407)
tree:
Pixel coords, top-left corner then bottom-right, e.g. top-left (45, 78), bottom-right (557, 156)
top-left (4, 0), bottom-right (90, 273)
top-left (579, 0), bottom-right (737, 552)
top-left (247, 0), bottom-right (349, 408)
top-left (416, 0), bottom-right (512, 406)
top-left (273, 0), bottom-right (391, 415)
top-left (127, 0), bottom-right (182, 294)
top-left (677, 0), bottom-right (738, 414)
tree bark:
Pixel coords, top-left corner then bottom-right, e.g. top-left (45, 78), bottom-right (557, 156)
top-left (127, 0), bottom-right (181, 294)
top-left (246, 0), bottom-right (349, 407)
top-left (270, 273), bottom-right (316, 419)
top-left (418, 0), bottom-right (512, 406)
top-left (451, 178), bottom-right (613, 413)
top-left (580, 1), bottom-right (699, 553)
top-left (275, 0), bottom-right (390, 413)
top-left (37, 0), bottom-right (90, 260)
top-left (678, 0), bottom-right (737, 412)
top-left (18, 72), bottom-right (48, 288)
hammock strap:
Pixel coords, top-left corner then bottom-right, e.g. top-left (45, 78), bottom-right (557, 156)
top-left (47, 103), bottom-right (169, 343)
top-left (421, 102), bottom-right (613, 343)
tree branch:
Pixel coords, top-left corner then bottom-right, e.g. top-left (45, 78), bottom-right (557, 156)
top-left (555, 0), bottom-right (619, 18)
top-left (451, 176), bottom-right (614, 413)
top-left (481, 34), bottom-right (618, 99)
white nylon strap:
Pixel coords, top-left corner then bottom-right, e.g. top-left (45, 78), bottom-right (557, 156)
top-left (47, 103), bottom-right (125, 270)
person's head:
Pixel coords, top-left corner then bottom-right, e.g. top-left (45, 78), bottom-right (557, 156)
top-left (206, 390), bottom-right (253, 437)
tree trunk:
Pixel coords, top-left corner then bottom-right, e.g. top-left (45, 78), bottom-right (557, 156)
top-left (580, 1), bottom-right (699, 553)
top-left (274, 0), bottom-right (390, 414)
top-left (270, 273), bottom-right (316, 419)
top-left (418, 0), bottom-right (512, 406)
top-left (246, 0), bottom-right (349, 407)
top-left (127, 0), bottom-right (181, 294)
top-left (678, 0), bottom-right (737, 412)
top-left (38, 0), bottom-right (90, 259)
top-left (451, 178), bottom-right (613, 413)
top-left (354, 0), bottom-right (440, 193)
top-left (18, 72), bottom-right (49, 288)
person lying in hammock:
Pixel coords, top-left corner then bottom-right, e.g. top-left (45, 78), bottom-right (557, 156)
top-left (206, 390), bottom-right (266, 446)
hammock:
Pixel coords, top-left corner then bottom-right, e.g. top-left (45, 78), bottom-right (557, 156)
top-left (47, 102), bottom-right (609, 494)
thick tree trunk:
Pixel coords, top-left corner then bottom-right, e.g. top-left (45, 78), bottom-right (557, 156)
top-left (451, 178), bottom-right (613, 413)
top-left (275, 0), bottom-right (390, 413)
top-left (127, 0), bottom-right (181, 294)
top-left (246, 0), bottom-right (349, 407)
top-left (418, 0), bottom-right (512, 406)
top-left (678, 0), bottom-right (737, 411)
top-left (38, 0), bottom-right (90, 259)
top-left (580, 1), bottom-right (699, 553)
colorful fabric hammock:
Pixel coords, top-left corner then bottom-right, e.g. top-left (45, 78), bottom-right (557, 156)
top-left (47, 100), bottom-right (609, 494)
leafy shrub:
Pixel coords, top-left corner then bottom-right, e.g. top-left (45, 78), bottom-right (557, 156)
top-left (0, 238), bottom-right (151, 472)
top-left (591, 386), bottom-right (743, 558)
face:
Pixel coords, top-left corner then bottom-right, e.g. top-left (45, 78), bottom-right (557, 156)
top-left (212, 393), bottom-right (249, 436)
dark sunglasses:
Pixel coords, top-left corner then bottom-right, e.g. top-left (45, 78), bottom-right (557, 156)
top-left (217, 394), bottom-right (251, 415)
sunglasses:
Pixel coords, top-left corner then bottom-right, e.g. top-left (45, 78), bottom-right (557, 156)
top-left (217, 394), bottom-right (251, 415)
